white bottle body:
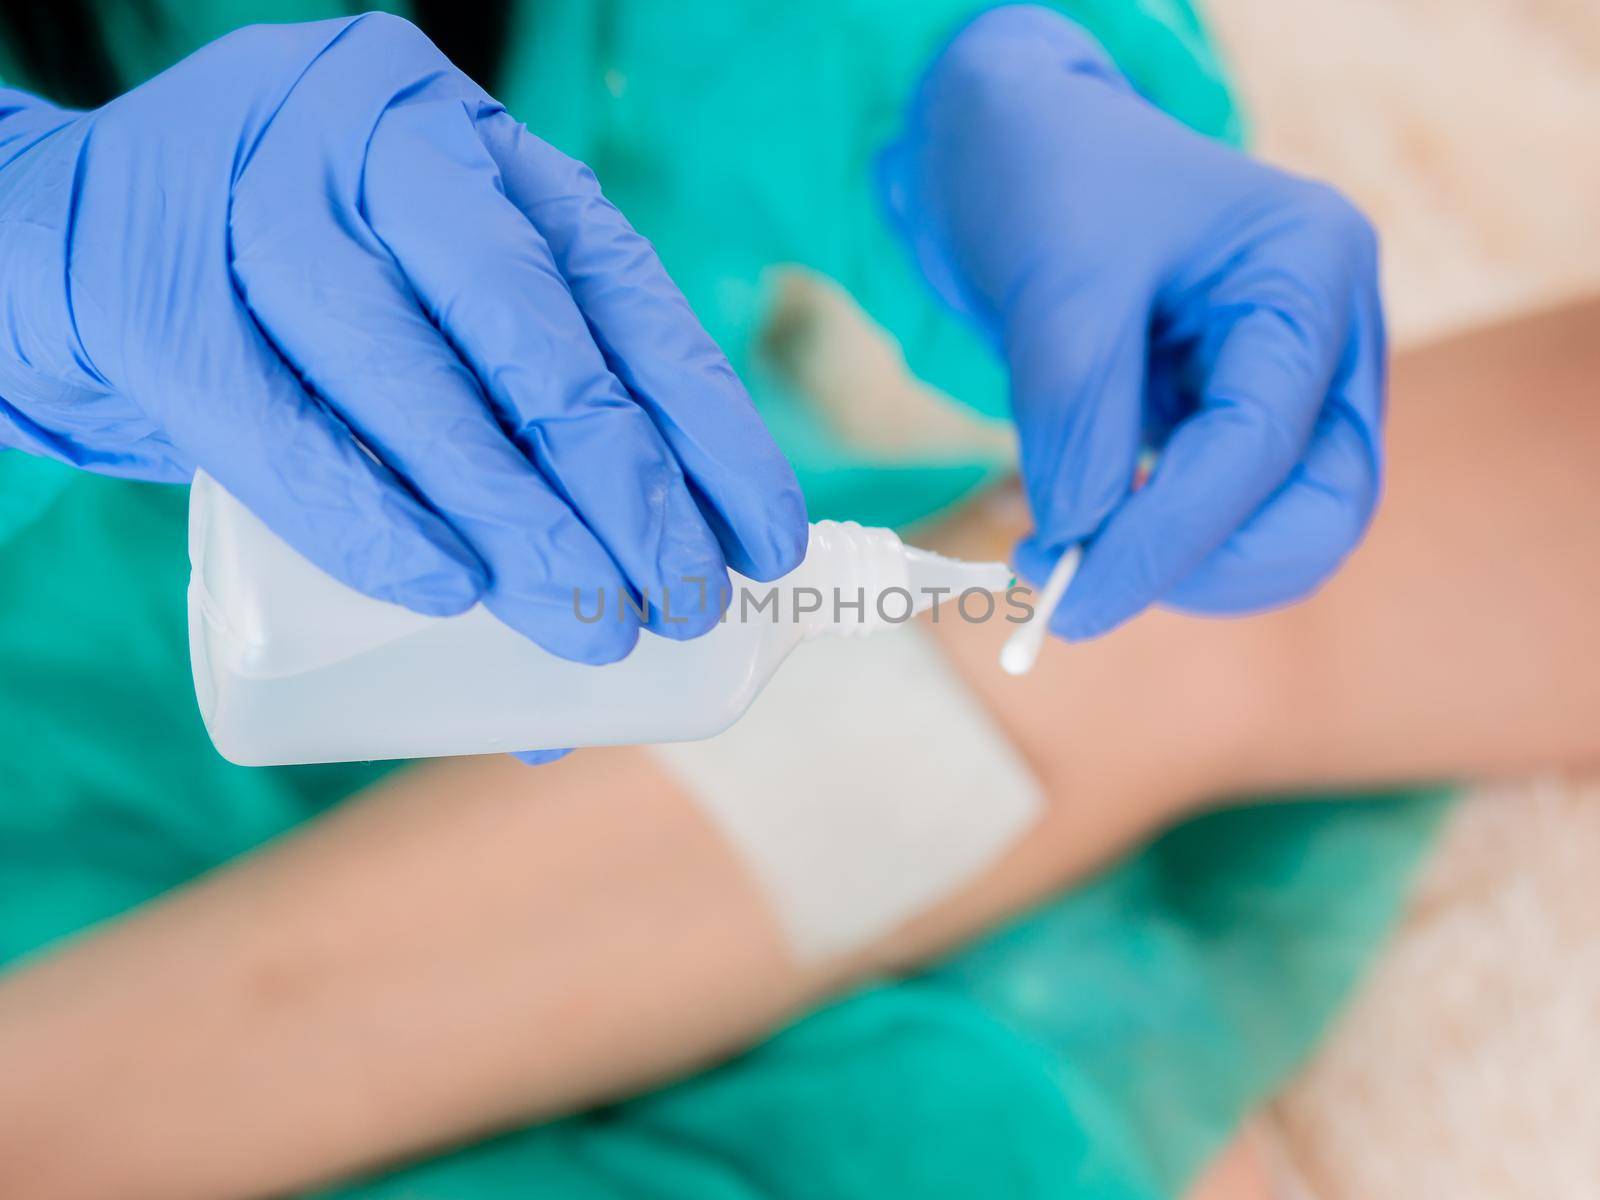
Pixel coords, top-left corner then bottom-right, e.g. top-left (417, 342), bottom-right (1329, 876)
top-left (187, 473), bottom-right (1008, 766)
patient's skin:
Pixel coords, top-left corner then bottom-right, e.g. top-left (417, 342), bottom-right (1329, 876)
top-left (2, 301), bottom-right (1600, 1199)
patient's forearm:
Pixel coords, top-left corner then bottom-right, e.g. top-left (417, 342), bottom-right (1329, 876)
top-left (0, 752), bottom-right (812, 1198)
top-left (1253, 300), bottom-right (1600, 786)
top-left (934, 298), bottom-right (1600, 801)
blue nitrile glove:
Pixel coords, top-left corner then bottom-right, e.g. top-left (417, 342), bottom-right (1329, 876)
top-left (0, 14), bottom-right (806, 669)
top-left (879, 5), bottom-right (1385, 639)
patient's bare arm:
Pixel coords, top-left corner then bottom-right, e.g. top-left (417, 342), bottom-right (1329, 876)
top-left (880, 298), bottom-right (1600, 967)
top-left (936, 299), bottom-right (1600, 794)
top-left (2, 301), bottom-right (1599, 1200)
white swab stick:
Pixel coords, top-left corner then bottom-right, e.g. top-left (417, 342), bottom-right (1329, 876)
top-left (999, 545), bottom-right (1081, 676)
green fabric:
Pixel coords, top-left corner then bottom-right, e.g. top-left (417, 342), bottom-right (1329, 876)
top-left (0, 4), bottom-right (1449, 1198)
top-left (496, 0), bottom-right (1241, 529)
top-left (0, 466), bottom-right (399, 959)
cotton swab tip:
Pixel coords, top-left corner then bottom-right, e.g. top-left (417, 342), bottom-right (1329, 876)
top-left (998, 630), bottom-right (1042, 677)
top-left (998, 545), bottom-right (1081, 676)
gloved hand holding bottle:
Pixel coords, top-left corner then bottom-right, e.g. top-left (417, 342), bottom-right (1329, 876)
top-left (880, 4), bottom-right (1386, 639)
top-left (0, 14), bottom-right (807, 668)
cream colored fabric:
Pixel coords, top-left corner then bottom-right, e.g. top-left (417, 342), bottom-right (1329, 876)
top-left (1207, 0), bottom-right (1600, 346)
top-left (1263, 779), bottom-right (1600, 1199)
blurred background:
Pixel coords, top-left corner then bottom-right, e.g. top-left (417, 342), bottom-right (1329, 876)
top-left (1203, 1), bottom-right (1600, 1194)
top-left (1211, 0), bottom-right (1600, 341)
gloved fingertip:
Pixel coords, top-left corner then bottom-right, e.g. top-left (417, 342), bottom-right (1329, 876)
top-left (1011, 537), bottom-right (1126, 643)
top-left (486, 593), bottom-right (641, 666)
top-left (383, 556), bottom-right (487, 617)
top-left (642, 608), bottom-right (718, 642)
top-left (1049, 598), bottom-right (1131, 643)
top-left (333, 514), bottom-right (487, 616)
top-left (513, 748), bottom-right (572, 766)
top-left (641, 565), bottom-right (731, 642)
top-left (1011, 533), bottom-right (1077, 589)
top-left (1043, 552), bottom-right (1151, 643)
top-left (729, 486), bottom-right (810, 583)
top-left (943, 4), bottom-right (1127, 87)
top-left (555, 616), bottom-right (641, 666)
top-left (1009, 535), bottom-right (1117, 642)
top-left (769, 496), bottom-right (812, 578)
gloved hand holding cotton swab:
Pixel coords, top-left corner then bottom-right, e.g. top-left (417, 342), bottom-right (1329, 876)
top-left (999, 546), bottom-right (1083, 676)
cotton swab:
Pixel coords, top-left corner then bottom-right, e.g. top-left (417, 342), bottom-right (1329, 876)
top-left (999, 545), bottom-right (1081, 676)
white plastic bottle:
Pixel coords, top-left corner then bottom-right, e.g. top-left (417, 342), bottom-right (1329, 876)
top-left (187, 472), bottom-right (1012, 766)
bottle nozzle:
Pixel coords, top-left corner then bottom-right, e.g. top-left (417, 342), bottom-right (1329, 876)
top-left (902, 546), bottom-right (1014, 601)
top-left (798, 523), bottom-right (1014, 637)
